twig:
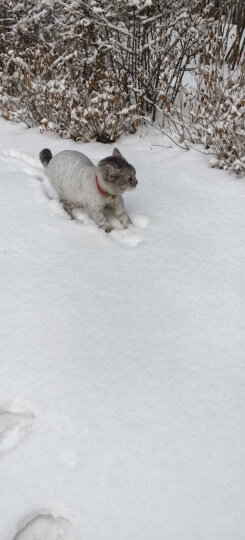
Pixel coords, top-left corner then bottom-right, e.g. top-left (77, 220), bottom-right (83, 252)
top-left (151, 144), bottom-right (173, 149)
top-left (144, 120), bottom-right (189, 150)
top-left (145, 121), bottom-right (221, 157)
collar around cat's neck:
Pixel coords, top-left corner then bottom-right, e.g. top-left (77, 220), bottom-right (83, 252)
top-left (95, 175), bottom-right (115, 203)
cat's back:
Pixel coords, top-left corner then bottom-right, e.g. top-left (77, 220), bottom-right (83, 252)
top-left (48, 150), bottom-right (94, 171)
top-left (47, 150), bottom-right (95, 202)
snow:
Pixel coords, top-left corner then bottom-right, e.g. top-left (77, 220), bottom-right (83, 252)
top-left (0, 405), bottom-right (35, 455)
top-left (0, 117), bottom-right (244, 540)
top-left (13, 514), bottom-right (75, 540)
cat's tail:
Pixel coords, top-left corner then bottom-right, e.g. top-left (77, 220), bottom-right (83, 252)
top-left (39, 148), bottom-right (52, 168)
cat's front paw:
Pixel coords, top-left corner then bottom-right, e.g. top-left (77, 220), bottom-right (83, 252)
top-left (100, 224), bottom-right (113, 233)
top-left (121, 218), bottom-right (132, 228)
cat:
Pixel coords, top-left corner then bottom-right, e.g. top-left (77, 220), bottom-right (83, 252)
top-left (39, 147), bottom-right (138, 233)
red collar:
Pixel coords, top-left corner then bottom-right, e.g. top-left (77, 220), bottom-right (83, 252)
top-left (96, 175), bottom-right (115, 203)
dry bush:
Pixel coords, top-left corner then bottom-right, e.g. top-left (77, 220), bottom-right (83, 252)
top-left (176, 2), bottom-right (245, 173)
top-left (0, 0), bottom-right (208, 142)
top-left (0, 0), bottom-right (244, 172)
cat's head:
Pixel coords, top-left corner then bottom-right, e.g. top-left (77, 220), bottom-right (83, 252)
top-left (98, 148), bottom-right (138, 196)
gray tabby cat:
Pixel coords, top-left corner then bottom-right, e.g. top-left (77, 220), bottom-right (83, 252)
top-left (39, 147), bottom-right (138, 233)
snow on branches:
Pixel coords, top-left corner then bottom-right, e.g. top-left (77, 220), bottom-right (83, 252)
top-left (0, 0), bottom-right (244, 172)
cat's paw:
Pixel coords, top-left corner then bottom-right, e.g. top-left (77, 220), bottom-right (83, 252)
top-left (122, 220), bottom-right (132, 229)
top-left (118, 215), bottom-right (132, 228)
top-left (100, 223), bottom-right (113, 233)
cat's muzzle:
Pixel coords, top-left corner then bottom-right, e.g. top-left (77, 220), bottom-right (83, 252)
top-left (131, 179), bottom-right (138, 188)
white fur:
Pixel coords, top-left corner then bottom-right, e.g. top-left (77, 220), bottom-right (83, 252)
top-left (46, 150), bottom-right (101, 207)
top-left (45, 150), bottom-right (132, 232)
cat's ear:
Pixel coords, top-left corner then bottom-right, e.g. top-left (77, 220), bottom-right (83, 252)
top-left (106, 163), bottom-right (118, 178)
top-left (113, 148), bottom-right (122, 158)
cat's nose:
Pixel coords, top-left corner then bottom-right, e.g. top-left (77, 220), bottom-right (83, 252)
top-left (133, 179), bottom-right (138, 187)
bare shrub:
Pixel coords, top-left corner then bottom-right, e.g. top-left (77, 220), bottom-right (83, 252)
top-left (0, 0), bottom-right (244, 172)
top-left (177, 3), bottom-right (245, 173)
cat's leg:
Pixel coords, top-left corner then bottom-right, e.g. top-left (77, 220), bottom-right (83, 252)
top-left (113, 196), bottom-right (132, 228)
top-left (88, 207), bottom-right (113, 233)
top-left (61, 200), bottom-right (75, 220)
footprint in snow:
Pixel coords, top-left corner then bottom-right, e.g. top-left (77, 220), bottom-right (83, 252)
top-left (72, 208), bottom-right (149, 248)
top-left (0, 405), bottom-right (35, 455)
top-left (0, 149), bottom-right (45, 181)
top-left (110, 227), bottom-right (142, 248)
top-left (131, 214), bottom-right (150, 229)
top-left (13, 513), bottom-right (75, 540)
top-left (110, 214), bottom-right (149, 248)
top-left (47, 199), bottom-right (149, 248)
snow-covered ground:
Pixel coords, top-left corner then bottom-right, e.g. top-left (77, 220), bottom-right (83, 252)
top-left (0, 117), bottom-right (244, 540)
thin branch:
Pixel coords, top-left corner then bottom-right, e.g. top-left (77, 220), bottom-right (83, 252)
top-left (143, 120), bottom-right (189, 150)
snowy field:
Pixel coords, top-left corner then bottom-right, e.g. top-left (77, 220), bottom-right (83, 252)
top-left (0, 117), bottom-right (244, 540)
